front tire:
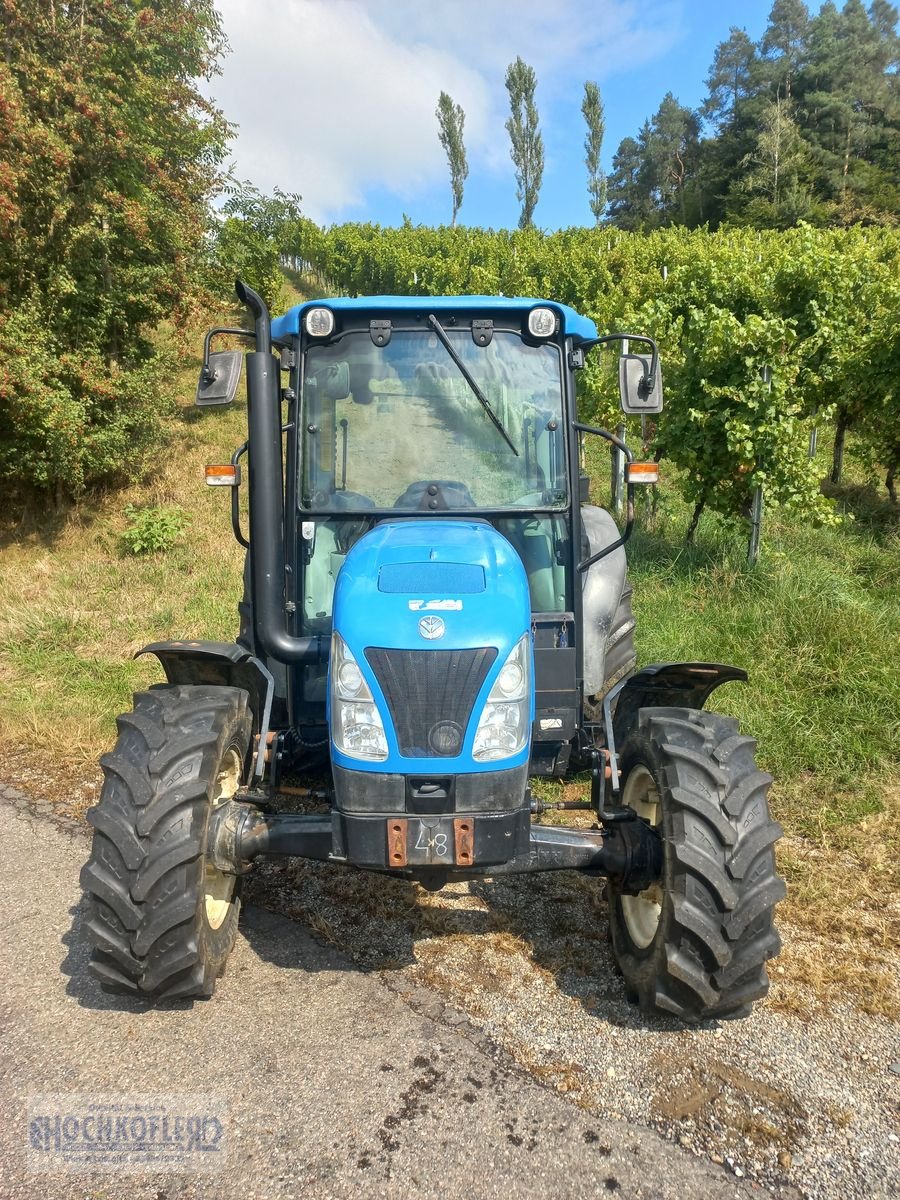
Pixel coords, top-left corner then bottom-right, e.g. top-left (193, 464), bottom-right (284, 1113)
top-left (607, 707), bottom-right (785, 1021)
top-left (80, 685), bottom-right (251, 1000)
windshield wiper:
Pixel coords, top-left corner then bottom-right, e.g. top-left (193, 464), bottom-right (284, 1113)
top-left (426, 314), bottom-right (519, 456)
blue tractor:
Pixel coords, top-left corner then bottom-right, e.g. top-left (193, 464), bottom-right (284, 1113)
top-left (80, 284), bottom-right (784, 1020)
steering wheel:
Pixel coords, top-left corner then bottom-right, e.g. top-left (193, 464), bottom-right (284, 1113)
top-left (309, 489), bottom-right (376, 512)
top-left (393, 480), bottom-right (476, 509)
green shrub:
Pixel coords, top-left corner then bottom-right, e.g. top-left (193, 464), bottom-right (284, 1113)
top-left (120, 504), bottom-right (189, 555)
top-left (0, 301), bottom-right (176, 500)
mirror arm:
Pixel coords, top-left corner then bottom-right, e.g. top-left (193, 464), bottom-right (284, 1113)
top-left (230, 441), bottom-right (250, 549)
top-left (578, 332), bottom-right (659, 396)
top-left (202, 327), bottom-right (256, 382)
top-left (572, 421), bottom-right (635, 569)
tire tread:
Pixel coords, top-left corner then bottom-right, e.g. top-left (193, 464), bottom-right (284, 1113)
top-left (609, 706), bottom-right (784, 1021)
top-left (80, 685), bottom-right (250, 1000)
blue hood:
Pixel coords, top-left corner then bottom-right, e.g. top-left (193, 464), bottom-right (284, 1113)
top-left (330, 519), bottom-right (532, 773)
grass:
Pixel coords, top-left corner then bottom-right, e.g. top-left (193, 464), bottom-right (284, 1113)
top-left (622, 477), bottom-right (899, 842)
top-left (0, 307), bottom-right (897, 1014)
top-left (582, 436), bottom-right (900, 1015)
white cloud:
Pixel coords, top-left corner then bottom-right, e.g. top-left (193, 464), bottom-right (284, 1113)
top-left (207, 0), bottom-right (683, 222)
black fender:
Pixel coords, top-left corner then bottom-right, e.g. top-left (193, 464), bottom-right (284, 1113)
top-left (135, 641), bottom-right (275, 779)
top-left (612, 662), bottom-right (747, 748)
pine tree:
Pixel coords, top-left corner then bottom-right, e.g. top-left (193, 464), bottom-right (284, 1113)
top-left (800, 0), bottom-right (900, 220)
top-left (581, 81), bottom-right (607, 223)
top-left (761, 0), bottom-right (810, 98)
top-left (645, 94), bottom-right (703, 225)
top-left (436, 91), bottom-right (468, 227)
top-left (703, 27), bottom-right (757, 131)
top-left (607, 130), bottom-right (653, 229)
top-left (505, 57), bottom-right (544, 229)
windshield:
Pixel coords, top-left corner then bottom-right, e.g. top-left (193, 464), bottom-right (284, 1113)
top-left (300, 328), bottom-right (566, 511)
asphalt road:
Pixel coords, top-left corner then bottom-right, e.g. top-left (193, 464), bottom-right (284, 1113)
top-left (0, 793), bottom-right (771, 1200)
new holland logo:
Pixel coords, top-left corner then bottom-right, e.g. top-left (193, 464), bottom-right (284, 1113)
top-left (418, 616), bottom-right (445, 640)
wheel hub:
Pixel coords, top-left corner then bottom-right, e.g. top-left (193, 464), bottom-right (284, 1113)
top-left (205, 748), bottom-right (242, 930)
top-left (619, 764), bottom-right (663, 949)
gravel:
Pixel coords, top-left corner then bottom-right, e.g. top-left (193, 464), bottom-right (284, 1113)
top-left (246, 852), bottom-right (900, 1200)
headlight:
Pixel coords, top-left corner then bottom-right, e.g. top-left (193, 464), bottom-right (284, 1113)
top-left (305, 307), bottom-right (335, 337)
top-left (330, 633), bottom-right (388, 761)
top-left (337, 660), bottom-right (363, 697)
top-left (527, 307), bottom-right (556, 338)
top-left (472, 634), bottom-right (531, 762)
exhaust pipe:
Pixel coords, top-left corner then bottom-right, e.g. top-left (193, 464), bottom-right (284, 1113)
top-left (236, 279), bottom-right (323, 666)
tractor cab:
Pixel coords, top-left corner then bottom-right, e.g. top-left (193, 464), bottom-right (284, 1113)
top-left (260, 295), bottom-right (662, 775)
top-left (189, 286), bottom-right (674, 879)
top-left (280, 296), bottom-right (607, 776)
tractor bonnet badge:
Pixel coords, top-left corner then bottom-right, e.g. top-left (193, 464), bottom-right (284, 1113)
top-left (418, 616), bottom-right (445, 640)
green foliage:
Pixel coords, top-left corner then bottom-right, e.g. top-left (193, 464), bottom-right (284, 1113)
top-left (436, 92), bottom-right (468, 227)
top-left (505, 58), bottom-right (544, 229)
top-left (607, 95), bottom-right (701, 229)
top-left (215, 182), bottom-right (304, 312)
top-left (581, 82), bottom-right (607, 224)
top-left (290, 219), bottom-right (900, 528)
top-left (120, 504), bottom-right (189, 556)
top-left (0, 0), bottom-right (230, 498)
top-left (623, 470), bottom-right (900, 802)
top-left (0, 299), bottom-right (171, 497)
top-left (607, 1), bottom-right (900, 231)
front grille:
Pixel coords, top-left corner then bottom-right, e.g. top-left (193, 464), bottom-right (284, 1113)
top-left (365, 647), bottom-right (497, 758)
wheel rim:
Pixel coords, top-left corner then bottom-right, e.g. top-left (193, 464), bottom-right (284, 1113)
top-left (204, 747), bottom-right (242, 931)
top-left (619, 765), bottom-right (663, 950)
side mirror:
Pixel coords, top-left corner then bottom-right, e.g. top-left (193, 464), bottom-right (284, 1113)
top-left (196, 350), bottom-right (243, 407)
top-left (308, 361), bottom-right (351, 402)
top-left (618, 353), bottom-right (663, 414)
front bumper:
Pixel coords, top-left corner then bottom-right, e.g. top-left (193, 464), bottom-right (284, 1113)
top-left (332, 762), bottom-right (529, 814)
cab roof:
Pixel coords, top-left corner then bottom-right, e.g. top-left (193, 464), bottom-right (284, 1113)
top-left (270, 294), bottom-right (598, 343)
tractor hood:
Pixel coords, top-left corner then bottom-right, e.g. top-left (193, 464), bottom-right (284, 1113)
top-left (329, 519), bottom-right (533, 774)
top-left (332, 519), bottom-right (531, 656)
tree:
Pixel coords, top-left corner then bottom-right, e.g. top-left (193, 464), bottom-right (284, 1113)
top-left (435, 91), bottom-right (468, 227)
top-left (608, 96), bottom-right (702, 229)
top-left (607, 133), bottom-right (650, 229)
top-left (582, 81), bottom-right (607, 223)
top-left (644, 94), bottom-right (703, 224)
top-left (217, 183), bottom-right (303, 312)
top-left (0, 0), bottom-right (230, 499)
top-left (761, 0), bottom-right (810, 98)
top-left (703, 27), bottom-right (757, 131)
top-left (505, 57), bottom-right (544, 229)
top-left (798, 0), bottom-right (900, 220)
top-left (730, 95), bottom-right (813, 224)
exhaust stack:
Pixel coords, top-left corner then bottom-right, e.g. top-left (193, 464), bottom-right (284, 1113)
top-left (236, 279), bottom-right (323, 666)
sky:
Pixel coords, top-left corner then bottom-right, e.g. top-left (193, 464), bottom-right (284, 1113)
top-left (206, 0), bottom-right (780, 230)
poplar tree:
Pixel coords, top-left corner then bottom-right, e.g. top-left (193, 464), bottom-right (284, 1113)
top-left (435, 91), bottom-right (468, 227)
top-left (582, 81), bottom-right (607, 223)
top-left (505, 58), bottom-right (544, 229)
